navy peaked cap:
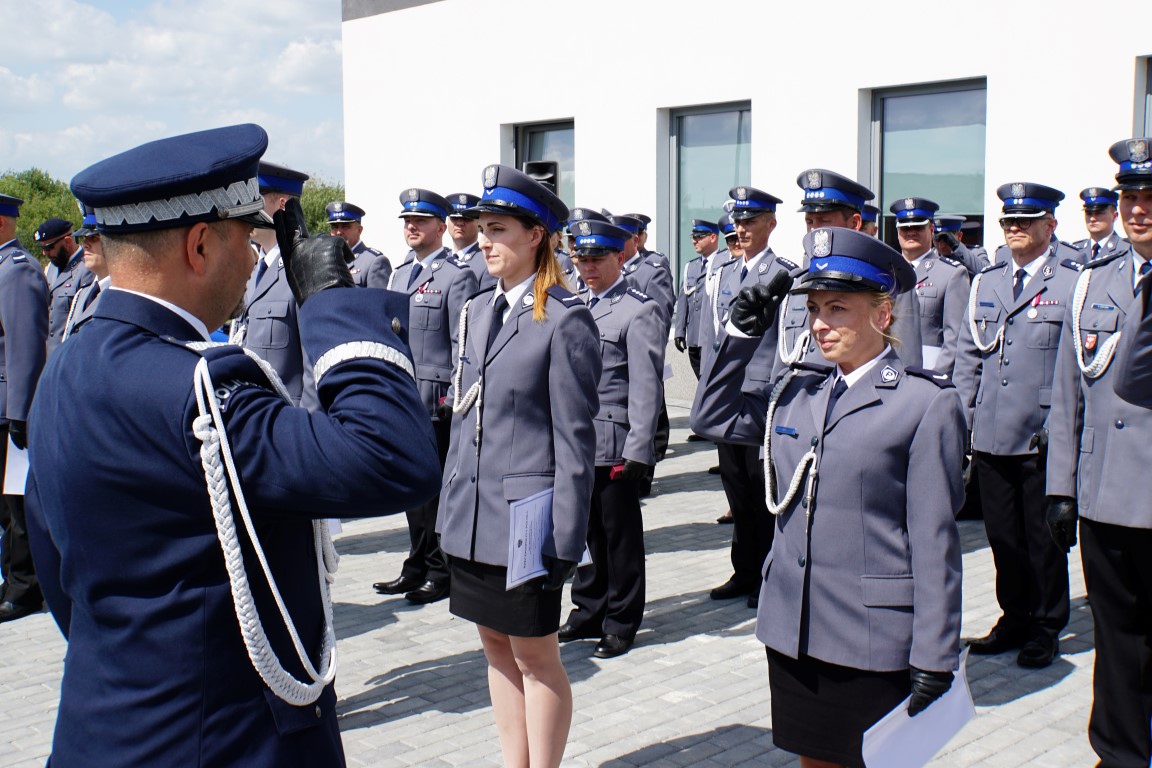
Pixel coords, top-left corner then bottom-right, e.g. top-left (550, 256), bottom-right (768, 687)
top-left (609, 215), bottom-right (643, 234)
top-left (569, 207), bottom-right (610, 225)
top-left (692, 219), bottom-right (719, 234)
top-left (569, 219), bottom-right (631, 254)
top-left (996, 182), bottom-right (1064, 215)
top-left (794, 227), bottom-right (915, 295)
top-left (1080, 187), bottom-right (1118, 208)
top-left (728, 186), bottom-right (782, 220)
top-left (796, 169), bottom-right (874, 213)
top-left (75, 203), bottom-right (99, 237)
top-left (0, 193), bottom-right (23, 218)
top-left (446, 193), bottom-right (481, 215)
top-left (34, 218), bottom-right (74, 243)
top-left (719, 213), bottom-right (736, 235)
top-left (861, 204), bottom-right (880, 223)
top-left (934, 215), bottom-right (965, 233)
top-left (398, 188), bottom-right (451, 219)
top-left (71, 124), bottom-right (272, 233)
top-left (466, 165), bottom-right (569, 233)
top-left (258, 161), bottom-right (309, 196)
top-left (326, 201), bottom-right (365, 222)
top-left (1109, 138), bottom-right (1152, 190)
top-left (889, 196), bottom-right (939, 226)
top-left (623, 212), bottom-right (651, 228)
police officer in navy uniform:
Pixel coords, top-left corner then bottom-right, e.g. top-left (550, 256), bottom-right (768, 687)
top-left (1114, 268), bottom-right (1152, 406)
top-left (626, 212), bottom-right (667, 264)
top-left (562, 208), bottom-right (610, 291)
top-left (696, 213), bottom-right (739, 365)
top-left (934, 214), bottom-right (986, 276)
top-left (558, 219), bottom-right (664, 658)
top-left (446, 192), bottom-right (495, 290)
top-left (610, 214), bottom-right (675, 327)
top-left (952, 182), bottom-right (1081, 669)
top-left (231, 161), bottom-right (318, 409)
top-left (0, 193), bottom-right (49, 624)
top-left (326, 201), bottom-right (388, 287)
top-left (692, 185), bottom-right (797, 607)
top-left (23, 124), bottom-right (441, 766)
top-left (371, 188), bottom-right (478, 604)
top-left (674, 219), bottom-right (720, 378)
top-left (35, 218), bottom-right (94, 356)
top-left (692, 227), bottom-right (964, 767)
top-left (1046, 138), bottom-right (1152, 768)
top-left (61, 205), bottom-right (109, 341)
top-left (890, 197), bottom-right (971, 376)
top-left (1071, 186), bottom-right (1126, 261)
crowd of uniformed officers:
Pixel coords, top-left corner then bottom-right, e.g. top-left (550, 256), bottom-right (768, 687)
top-left (1, 123), bottom-right (1151, 768)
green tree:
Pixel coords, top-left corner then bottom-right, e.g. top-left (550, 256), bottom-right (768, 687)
top-left (300, 177), bottom-right (345, 236)
top-left (0, 168), bottom-right (81, 267)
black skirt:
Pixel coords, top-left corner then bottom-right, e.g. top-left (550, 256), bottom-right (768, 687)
top-left (766, 648), bottom-right (911, 768)
top-left (448, 557), bottom-right (562, 637)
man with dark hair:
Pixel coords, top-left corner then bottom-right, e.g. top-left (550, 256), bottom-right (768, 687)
top-left (34, 218), bottom-right (93, 355)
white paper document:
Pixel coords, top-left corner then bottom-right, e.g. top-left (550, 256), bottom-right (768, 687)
top-left (3, 436), bottom-right (29, 496)
top-left (862, 647), bottom-right (975, 768)
top-left (922, 345), bottom-right (942, 370)
top-left (506, 488), bottom-right (590, 590)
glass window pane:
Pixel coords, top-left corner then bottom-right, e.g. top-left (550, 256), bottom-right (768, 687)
top-left (676, 108), bottom-right (751, 279)
top-left (527, 126), bottom-right (575, 207)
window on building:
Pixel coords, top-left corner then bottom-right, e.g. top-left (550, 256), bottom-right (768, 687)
top-left (670, 104), bottom-right (752, 283)
top-left (871, 81), bottom-right (987, 250)
top-left (515, 121), bottom-right (575, 208)
top-left (1143, 58), bottom-right (1152, 136)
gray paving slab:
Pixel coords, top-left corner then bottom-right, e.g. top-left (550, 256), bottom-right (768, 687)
top-left (0, 402), bottom-right (1099, 766)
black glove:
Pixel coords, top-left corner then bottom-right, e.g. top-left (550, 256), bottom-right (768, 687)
top-left (274, 198), bottom-right (354, 305)
top-left (935, 232), bottom-right (961, 251)
top-left (908, 667), bottom-right (953, 717)
top-left (1028, 428), bottom-right (1049, 464)
top-left (729, 271), bottom-right (794, 338)
top-left (7, 420), bottom-right (27, 450)
top-left (674, 336), bottom-right (687, 353)
top-left (621, 459), bottom-right (651, 482)
top-left (540, 556), bottom-right (577, 591)
top-left (1046, 496), bottom-right (1079, 552)
top-left (434, 401), bottom-right (454, 423)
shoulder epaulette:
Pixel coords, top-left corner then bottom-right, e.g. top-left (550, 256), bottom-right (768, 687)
top-left (443, 255), bottom-right (468, 269)
top-left (775, 256), bottom-right (799, 271)
top-left (979, 260), bottom-right (1007, 275)
top-left (547, 285), bottom-right (582, 307)
top-left (1085, 249), bottom-right (1126, 269)
top-left (938, 256), bottom-right (963, 269)
top-left (905, 366), bottom-right (955, 388)
top-left (365, 246), bottom-right (384, 257)
top-left (12, 252), bottom-right (28, 263)
top-left (1060, 258), bottom-right (1085, 272)
top-left (466, 285), bottom-right (497, 303)
top-left (1059, 240), bottom-right (1078, 250)
top-left (791, 360), bottom-right (834, 376)
top-left (626, 286), bottom-right (652, 303)
top-left (1072, 238), bottom-right (1089, 248)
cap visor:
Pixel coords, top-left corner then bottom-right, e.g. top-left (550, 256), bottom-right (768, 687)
top-left (236, 210), bottom-right (275, 229)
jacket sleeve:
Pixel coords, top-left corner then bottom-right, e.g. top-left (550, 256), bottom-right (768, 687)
top-left (0, 262), bottom-right (49, 420)
top-left (448, 266), bottom-right (480, 373)
top-left (365, 256), bottom-right (394, 289)
top-left (936, 266), bottom-right (971, 378)
top-left (673, 264), bottom-right (690, 340)
top-left (1045, 300), bottom-right (1084, 498)
top-left (950, 293), bottom-right (982, 428)
top-left (623, 302), bottom-right (666, 465)
top-left (24, 472), bottom-right (71, 638)
top-left (1113, 279), bottom-right (1152, 407)
top-left (689, 334), bottom-right (770, 445)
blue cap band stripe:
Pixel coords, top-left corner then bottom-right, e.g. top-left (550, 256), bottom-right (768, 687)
top-left (1120, 160), bottom-right (1152, 172)
top-left (574, 234), bottom-right (626, 251)
top-left (1083, 196), bottom-right (1116, 205)
top-left (731, 199), bottom-right (778, 212)
top-left (402, 200), bottom-right (448, 218)
top-left (482, 186), bottom-right (560, 232)
top-left (1004, 197), bottom-right (1057, 210)
top-left (692, 224), bottom-right (720, 233)
top-left (257, 174), bottom-right (305, 197)
top-left (809, 254), bottom-right (895, 292)
top-left (935, 222), bottom-right (963, 232)
top-left (895, 208), bottom-right (935, 220)
top-left (861, 211), bottom-right (878, 222)
top-left (803, 187), bottom-right (865, 210)
top-left (0, 204), bottom-right (21, 217)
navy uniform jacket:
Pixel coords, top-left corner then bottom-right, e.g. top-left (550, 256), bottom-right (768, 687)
top-left (1113, 271), bottom-right (1152, 406)
top-left (911, 249), bottom-right (971, 376)
top-left (455, 241), bottom-right (496, 290)
top-left (0, 239), bottom-right (49, 422)
top-left (623, 253), bottom-right (675, 329)
top-left (25, 287), bottom-right (441, 768)
top-left (584, 280), bottom-right (665, 465)
top-left (234, 248), bottom-right (317, 409)
top-left (1047, 246), bottom-right (1152, 528)
top-left (45, 249), bottom-right (94, 355)
top-left (61, 279), bottom-right (105, 340)
top-left (347, 241), bottom-right (387, 287)
top-left (438, 285), bottom-right (600, 566)
top-left (673, 251), bottom-right (716, 348)
top-left (952, 251), bottom-right (1081, 452)
top-left (691, 342), bottom-right (965, 673)
top-left (695, 250), bottom-right (735, 364)
top-left (377, 247), bottom-right (479, 415)
top-left (1072, 232), bottom-right (1126, 261)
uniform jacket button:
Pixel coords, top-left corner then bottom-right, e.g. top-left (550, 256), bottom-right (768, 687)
top-left (315, 705), bottom-right (322, 719)
top-left (470, 475), bottom-right (476, 483)
top-left (797, 556), bottom-right (806, 567)
top-left (1115, 420), bottom-right (1125, 429)
top-left (1002, 379), bottom-right (1008, 386)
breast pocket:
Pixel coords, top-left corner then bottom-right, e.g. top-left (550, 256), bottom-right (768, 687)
top-left (598, 326), bottom-right (626, 367)
top-left (412, 292), bottom-right (444, 331)
top-left (252, 300), bottom-right (292, 350)
top-left (1079, 309), bottom-right (1118, 356)
top-left (1026, 316), bottom-right (1063, 349)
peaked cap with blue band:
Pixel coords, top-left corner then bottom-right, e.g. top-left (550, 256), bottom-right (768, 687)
top-left (934, 214), bottom-right (965, 233)
top-left (569, 219), bottom-right (632, 255)
top-left (1080, 187), bottom-right (1118, 209)
top-left (609, 215), bottom-right (643, 235)
top-left (326, 201), bottom-right (365, 223)
top-left (397, 188), bottom-right (451, 220)
top-left (446, 193), bottom-right (481, 216)
top-left (34, 218), bottom-right (74, 243)
top-left (257, 161), bottom-right (308, 197)
top-left (861, 204), bottom-right (880, 223)
top-left (996, 182), bottom-right (1064, 216)
top-left (1109, 138), bottom-right (1152, 190)
top-left (623, 213), bottom-right (652, 228)
top-left (719, 213), bottom-right (736, 236)
top-left (889, 196), bottom-right (940, 226)
top-left (796, 169), bottom-right (874, 213)
top-left (0, 193), bottom-right (23, 218)
top-left (465, 165), bottom-right (569, 233)
top-left (70, 123), bottom-right (273, 233)
top-left (692, 219), bottom-right (719, 234)
top-left (792, 227), bottom-right (915, 295)
top-left (75, 203), bottom-right (99, 237)
top-left (569, 207), bottom-right (610, 225)
top-left (727, 185), bottom-right (782, 220)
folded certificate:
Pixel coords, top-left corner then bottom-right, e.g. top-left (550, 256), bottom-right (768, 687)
top-left (3, 436), bottom-right (29, 496)
top-left (506, 488), bottom-right (591, 590)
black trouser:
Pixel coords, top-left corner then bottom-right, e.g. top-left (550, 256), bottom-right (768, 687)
top-left (1080, 518), bottom-right (1152, 768)
top-left (400, 416), bottom-right (451, 584)
top-left (688, 346), bottom-right (701, 380)
top-left (653, 394), bottom-right (669, 463)
top-left (974, 452), bottom-right (1069, 640)
top-left (717, 441), bottom-right (773, 586)
top-left (0, 425), bottom-right (42, 607)
top-left (566, 466), bottom-right (646, 638)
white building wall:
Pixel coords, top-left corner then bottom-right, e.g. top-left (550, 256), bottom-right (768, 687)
top-left (343, 0), bottom-right (1150, 264)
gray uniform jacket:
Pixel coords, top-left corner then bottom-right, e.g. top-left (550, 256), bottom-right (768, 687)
top-left (1113, 271), bottom-right (1152, 406)
top-left (691, 341), bottom-right (965, 673)
top-left (438, 285), bottom-right (601, 566)
top-left (381, 247), bottom-right (479, 415)
top-left (234, 248), bottom-right (317, 409)
top-left (348, 241), bottom-right (388, 287)
top-left (0, 239), bottom-right (49, 422)
top-left (623, 253), bottom-right (675, 330)
top-left (695, 251), bottom-right (735, 364)
top-left (45, 250), bottom-right (94, 356)
top-left (912, 250), bottom-right (972, 377)
top-left (673, 251), bottom-right (716, 348)
top-left (952, 250), bottom-right (1081, 453)
top-left (62, 279), bottom-right (104, 341)
top-left (993, 239), bottom-right (1086, 267)
top-left (455, 242), bottom-right (496, 290)
top-left (1072, 232), bottom-right (1126, 260)
top-left (585, 280), bottom-right (665, 466)
top-left (1047, 246), bottom-right (1152, 528)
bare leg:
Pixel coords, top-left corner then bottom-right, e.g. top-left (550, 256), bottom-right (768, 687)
top-left (509, 633), bottom-right (572, 768)
top-left (478, 626), bottom-right (529, 768)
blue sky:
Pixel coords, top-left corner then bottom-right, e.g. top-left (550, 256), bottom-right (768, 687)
top-left (2, 0), bottom-right (345, 185)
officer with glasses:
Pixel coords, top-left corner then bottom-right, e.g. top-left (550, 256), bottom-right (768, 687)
top-left (34, 218), bottom-right (94, 356)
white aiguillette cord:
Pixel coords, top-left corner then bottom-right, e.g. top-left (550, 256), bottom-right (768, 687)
top-left (189, 346), bottom-right (338, 706)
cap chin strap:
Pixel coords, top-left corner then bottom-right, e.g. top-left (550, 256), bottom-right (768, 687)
top-left (190, 348), bottom-right (338, 706)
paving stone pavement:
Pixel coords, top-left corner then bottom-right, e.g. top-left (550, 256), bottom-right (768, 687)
top-left (0, 402), bottom-right (1097, 767)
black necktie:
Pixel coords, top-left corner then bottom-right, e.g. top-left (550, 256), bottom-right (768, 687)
top-left (84, 281), bottom-right (101, 310)
top-left (824, 377), bottom-right (848, 423)
top-left (740, 264), bottom-right (749, 282)
top-left (1137, 261), bottom-right (1151, 296)
top-left (254, 258), bottom-right (268, 286)
top-left (1091, 242), bottom-right (1100, 260)
top-left (588, 296), bottom-right (599, 309)
top-left (407, 262), bottom-right (423, 289)
top-left (487, 295), bottom-right (508, 354)
top-left (1013, 268), bottom-right (1027, 301)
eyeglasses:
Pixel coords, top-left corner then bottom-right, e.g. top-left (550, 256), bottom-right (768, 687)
top-left (690, 233), bottom-right (712, 241)
top-left (570, 253), bottom-right (614, 263)
top-left (998, 216), bottom-right (1049, 231)
top-left (38, 237), bottom-right (67, 251)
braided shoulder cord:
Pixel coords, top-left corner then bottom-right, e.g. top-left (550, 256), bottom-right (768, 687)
top-left (1070, 267), bottom-right (1122, 378)
top-left (965, 271), bottom-right (1005, 355)
top-left (763, 370), bottom-right (818, 516)
top-left (776, 293), bottom-right (811, 366)
top-left (61, 289), bottom-right (83, 343)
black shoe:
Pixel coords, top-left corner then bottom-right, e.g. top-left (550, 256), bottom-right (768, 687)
top-left (707, 466), bottom-right (721, 475)
top-left (746, 592), bottom-right (759, 609)
top-left (405, 580), bottom-right (450, 605)
top-left (687, 434), bottom-right (707, 442)
top-left (1017, 638), bottom-right (1059, 668)
top-left (966, 625), bottom-right (1027, 655)
top-left (373, 575), bottom-right (423, 595)
top-left (557, 622), bottom-right (599, 642)
top-left (710, 577), bottom-right (755, 600)
top-left (593, 634), bottom-right (634, 658)
top-left (716, 510), bottom-right (733, 524)
top-left (0, 600), bottom-right (40, 624)
top-left (638, 480), bottom-right (652, 498)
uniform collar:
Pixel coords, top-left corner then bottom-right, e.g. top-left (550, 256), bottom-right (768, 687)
top-left (836, 344), bottom-right (892, 389)
top-left (494, 271), bottom-right (536, 313)
top-left (107, 287), bottom-right (211, 340)
top-left (590, 275), bottom-right (626, 301)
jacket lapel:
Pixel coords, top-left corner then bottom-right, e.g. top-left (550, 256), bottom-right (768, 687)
top-left (485, 293), bottom-right (531, 363)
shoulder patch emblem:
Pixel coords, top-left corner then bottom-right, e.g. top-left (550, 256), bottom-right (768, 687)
top-left (880, 365), bottom-right (899, 383)
top-left (905, 366), bottom-right (956, 388)
top-left (626, 287), bottom-right (652, 302)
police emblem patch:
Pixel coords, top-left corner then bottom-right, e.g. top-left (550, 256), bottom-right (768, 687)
top-left (904, 198), bottom-right (915, 210)
top-left (881, 366), bottom-right (898, 383)
top-left (1043, 264), bottom-right (1054, 278)
top-left (1011, 183), bottom-right (1025, 199)
top-left (812, 229), bottom-right (831, 258)
top-left (523, 293), bottom-right (534, 307)
top-left (578, 221), bottom-right (591, 236)
top-left (758, 262), bottom-right (767, 274)
top-left (407, 188), bottom-right (418, 201)
top-left (1130, 140), bottom-right (1150, 163)
top-left (572, 208), bottom-right (585, 219)
top-left (1084, 332), bottom-right (1098, 352)
top-left (484, 165), bottom-right (498, 189)
top-left (806, 171), bottom-right (821, 190)
top-left (431, 261), bottom-right (441, 270)
top-left (736, 187), bottom-right (748, 201)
